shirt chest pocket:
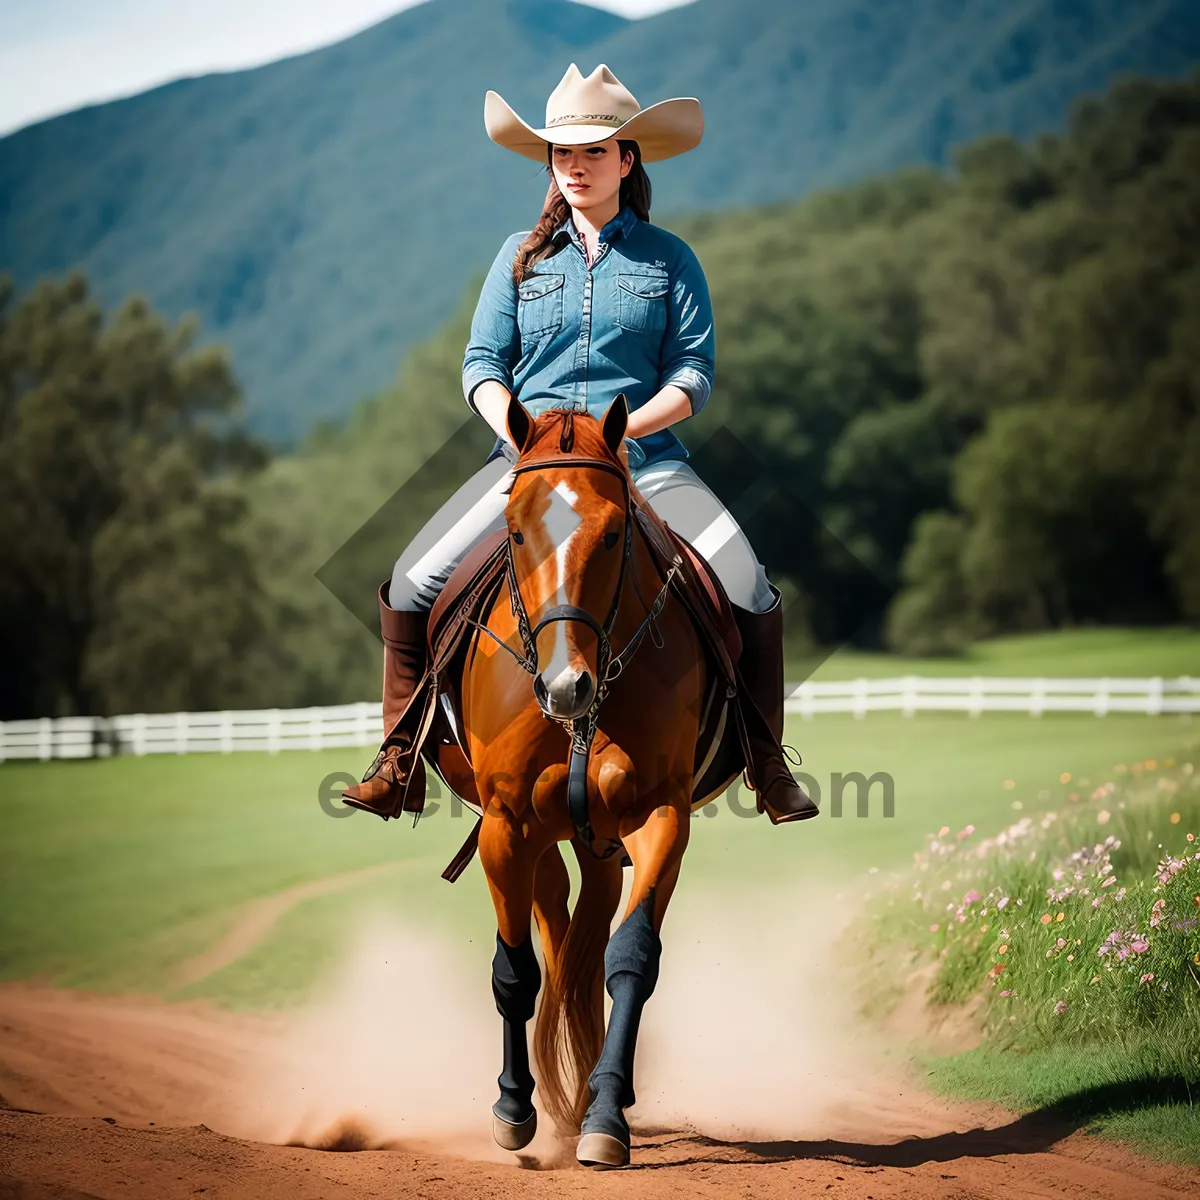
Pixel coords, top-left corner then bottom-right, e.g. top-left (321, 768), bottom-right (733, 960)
top-left (617, 271), bottom-right (669, 335)
top-left (517, 272), bottom-right (565, 338)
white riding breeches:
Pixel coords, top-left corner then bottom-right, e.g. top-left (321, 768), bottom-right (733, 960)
top-left (390, 456), bottom-right (775, 615)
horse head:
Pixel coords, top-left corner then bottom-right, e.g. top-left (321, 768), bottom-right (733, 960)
top-left (502, 395), bottom-right (633, 721)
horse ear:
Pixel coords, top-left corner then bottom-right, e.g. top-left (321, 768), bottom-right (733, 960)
top-left (506, 395), bottom-right (535, 454)
top-left (601, 393), bottom-right (628, 457)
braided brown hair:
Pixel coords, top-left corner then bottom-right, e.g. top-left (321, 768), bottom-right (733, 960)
top-left (511, 139), bottom-right (651, 284)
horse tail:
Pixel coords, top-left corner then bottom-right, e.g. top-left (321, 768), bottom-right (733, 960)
top-left (533, 846), bottom-right (622, 1134)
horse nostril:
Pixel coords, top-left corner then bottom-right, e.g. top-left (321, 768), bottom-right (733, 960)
top-left (574, 672), bottom-right (595, 709)
top-left (533, 675), bottom-right (549, 708)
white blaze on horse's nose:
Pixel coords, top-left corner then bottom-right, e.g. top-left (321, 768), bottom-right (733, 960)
top-left (540, 480), bottom-right (583, 681)
top-left (543, 663), bottom-right (590, 716)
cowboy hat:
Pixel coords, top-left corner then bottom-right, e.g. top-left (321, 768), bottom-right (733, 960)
top-left (484, 63), bottom-right (703, 164)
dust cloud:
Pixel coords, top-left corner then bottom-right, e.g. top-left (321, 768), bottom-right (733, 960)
top-left (223, 875), bottom-right (894, 1156)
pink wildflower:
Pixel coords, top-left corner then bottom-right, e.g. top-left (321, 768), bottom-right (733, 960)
top-left (1099, 929), bottom-right (1150, 960)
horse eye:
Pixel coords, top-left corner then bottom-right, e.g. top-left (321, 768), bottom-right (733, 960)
top-left (603, 530), bottom-right (619, 549)
top-left (512, 530), bottom-right (524, 545)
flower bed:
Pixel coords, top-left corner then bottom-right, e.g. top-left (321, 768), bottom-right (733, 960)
top-left (858, 757), bottom-right (1200, 1073)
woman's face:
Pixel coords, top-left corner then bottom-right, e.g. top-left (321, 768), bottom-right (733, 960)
top-left (550, 139), bottom-right (634, 216)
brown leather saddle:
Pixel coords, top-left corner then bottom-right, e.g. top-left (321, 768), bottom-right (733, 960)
top-left (397, 499), bottom-right (754, 882)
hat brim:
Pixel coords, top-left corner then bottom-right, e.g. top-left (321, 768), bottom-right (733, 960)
top-left (484, 90), bottom-right (703, 164)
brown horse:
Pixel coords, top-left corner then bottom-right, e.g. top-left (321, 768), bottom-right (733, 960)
top-left (462, 395), bottom-right (706, 1167)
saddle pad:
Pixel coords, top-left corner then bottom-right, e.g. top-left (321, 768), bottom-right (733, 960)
top-left (428, 528), bottom-right (510, 652)
top-left (665, 526), bottom-right (743, 668)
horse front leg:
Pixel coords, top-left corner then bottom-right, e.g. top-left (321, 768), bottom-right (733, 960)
top-left (478, 801), bottom-right (552, 1151)
top-left (576, 793), bottom-right (691, 1168)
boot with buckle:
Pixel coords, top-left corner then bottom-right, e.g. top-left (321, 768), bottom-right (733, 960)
top-left (731, 587), bottom-right (819, 824)
top-left (342, 582), bottom-right (430, 819)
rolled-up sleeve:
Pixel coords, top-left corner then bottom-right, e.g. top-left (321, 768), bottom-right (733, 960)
top-left (659, 243), bottom-right (715, 415)
top-left (462, 232), bottom-right (525, 413)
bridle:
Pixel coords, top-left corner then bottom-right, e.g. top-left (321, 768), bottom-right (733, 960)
top-left (465, 437), bottom-right (680, 857)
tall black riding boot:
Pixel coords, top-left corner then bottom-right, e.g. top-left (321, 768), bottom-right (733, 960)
top-left (341, 581), bottom-right (429, 819)
top-left (732, 588), bottom-right (819, 824)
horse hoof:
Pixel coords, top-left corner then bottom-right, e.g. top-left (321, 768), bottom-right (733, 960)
top-left (576, 1131), bottom-right (629, 1168)
top-left (492, 1107), bottom-right (537, 1151)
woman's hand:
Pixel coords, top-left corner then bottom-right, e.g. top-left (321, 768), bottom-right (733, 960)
top-left (623, 384), bottom-right (694, 438)
top-left (472, 380), bottom-right (518, 447)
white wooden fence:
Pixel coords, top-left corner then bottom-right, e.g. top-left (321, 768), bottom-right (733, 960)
top-left (1, 678), bottom-right (1197, 761)
top-left (782, 675), bottom-right (1200, 718)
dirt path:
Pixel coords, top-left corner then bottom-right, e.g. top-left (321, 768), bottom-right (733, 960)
top-left (0, 982), bottom-right (1197, 1199)
top-left (4, 1102), bottom-right (1199, 1199)
top-left (2, 875), bottom-right (1197, 1198)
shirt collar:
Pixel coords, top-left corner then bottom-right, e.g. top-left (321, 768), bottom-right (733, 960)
top-left (552, 204), bottom-right (638, 249)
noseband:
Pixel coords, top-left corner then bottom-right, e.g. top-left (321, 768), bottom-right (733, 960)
top-left (469, 447), bottom-right (680, 857)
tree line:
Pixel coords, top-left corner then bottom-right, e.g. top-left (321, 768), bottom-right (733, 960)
top-left (2, 73), bottom-right (1196, 718)
top-left (682, 71), bottom-right (1200, 653)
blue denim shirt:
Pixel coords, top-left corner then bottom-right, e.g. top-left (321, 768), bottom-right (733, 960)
top-left (461, 205), bottom-right (715, 469)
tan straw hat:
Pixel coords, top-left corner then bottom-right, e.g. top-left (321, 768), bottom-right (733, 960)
top-left (484, 63), bottom-right (703, 164)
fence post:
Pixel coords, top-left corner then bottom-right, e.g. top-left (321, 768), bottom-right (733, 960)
top-left (175, 711), bottom-right (187, 755)
top-left (268, 709), bottom-right (281, 755)
top-left (1148, 676), bottom-right (1163, 716)
top-left (134, 713), bottom-right (147, 757)
top-left (901, 675), bottom-right (916, 718)
top-left (38, 717), bottom-right (53, 761)
top-left (1030, 679), bottom-right (1045, 718)
top-left (1094, 678), bottom-right (1109, 718)
top-left (220, 711), bottom-right (233, 754)
top-left (356, 701), bottom-right (373, 745)
top-left (853, 677), bottom-right (868, 720)
top-left (968, 677), bottom-right (983, 719)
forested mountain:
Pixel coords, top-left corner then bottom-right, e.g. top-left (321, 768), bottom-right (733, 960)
top-left (244, 74), bottom-right (1200, 706)
top-left (2, 0), bottom-right (1198, 444)
top-left (4, 72), bottom-right (1198, 717)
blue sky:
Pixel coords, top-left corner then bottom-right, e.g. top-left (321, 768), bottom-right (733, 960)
top-left (0, 0), bottom-right (694, 136)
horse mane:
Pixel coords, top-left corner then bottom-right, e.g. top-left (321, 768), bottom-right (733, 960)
top-left (520, 407), bottom-right (622, 468)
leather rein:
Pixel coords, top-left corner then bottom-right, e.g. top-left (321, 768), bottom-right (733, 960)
top-left (464, 446), bottom-right (681, 858)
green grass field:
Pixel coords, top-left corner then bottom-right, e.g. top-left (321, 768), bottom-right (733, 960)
top-left (795, 626), bottom-right (1200, 682)
top-left (2, 710), bottom-right (1196, 1009)
top-left (3, 626), bottom-right (1199, 1164)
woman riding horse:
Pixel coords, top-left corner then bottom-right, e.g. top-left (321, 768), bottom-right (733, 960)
top-left (342, 64), bottom-right (817, 1165)
top-left (344, 63), bottom-right (814, 828)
